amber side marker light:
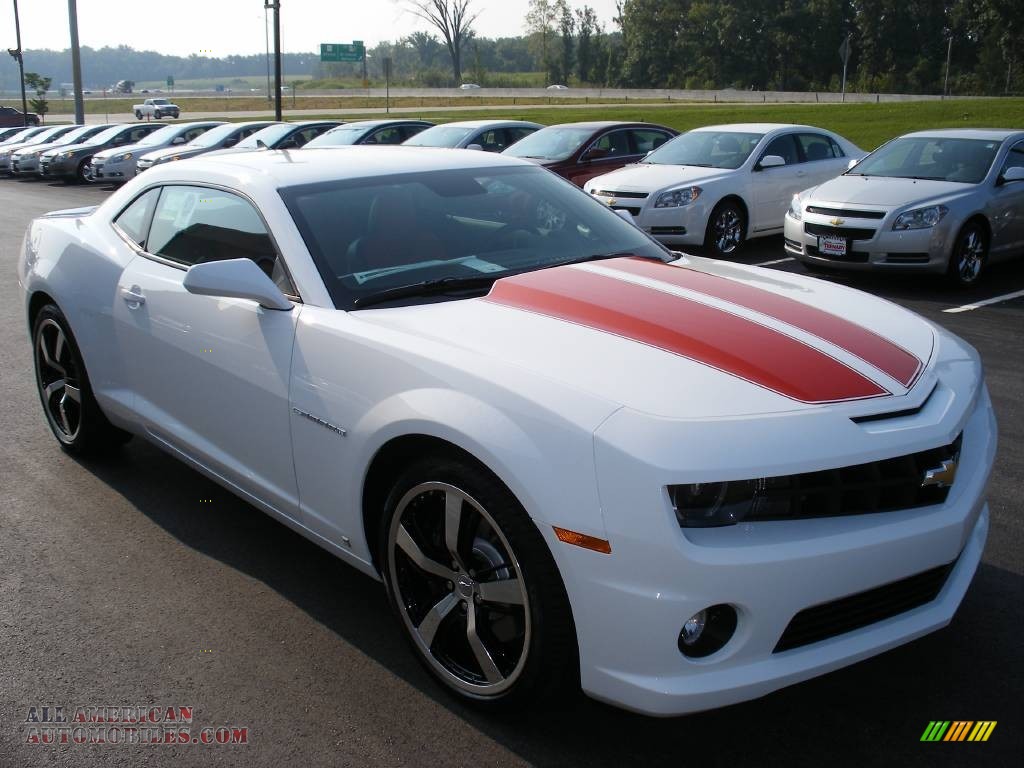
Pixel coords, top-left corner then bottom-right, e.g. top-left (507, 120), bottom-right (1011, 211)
top-left (553, 526), bottom-right (612, 554)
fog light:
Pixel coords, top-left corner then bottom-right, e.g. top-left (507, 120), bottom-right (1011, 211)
top-left (681, 610), bottom-right (707, 646)
top-left (678, 604), bottom-right (738, 658)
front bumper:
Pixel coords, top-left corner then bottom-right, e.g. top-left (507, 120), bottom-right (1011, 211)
top-left (90, 157), bottom-right (133, 182)
top-left (588, 190), bottom-right (711, 246)
top-left (11, 155), bottom-right (39, 175)
top-left (39, 155), bottom-right (78, 178)
top-left (784, 210), bottom-right (955, 273)
top-left (564, 378), bottom-right (995, 716)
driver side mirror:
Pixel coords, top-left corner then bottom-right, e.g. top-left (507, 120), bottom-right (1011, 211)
top-left (847, 157), bottom-right (861, 171)
top-left (466, 143), bottom-right (484, 151)
top-left (757, 155), bottom-right (786, 170)
top-left (183, 258), bottom-right (293, 311)
top-left (223, 136), bottom-right (239, 147)
top-left (582, 147), bottom-right (609, 162)
top-left (998, 166), bottom-right (1024, 185)
top-left (171, 136), bottom-right (186, 145)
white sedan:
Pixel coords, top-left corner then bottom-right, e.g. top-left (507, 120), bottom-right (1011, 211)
top-left (584, 123), bottom-right (864, 256)
top-left (19, 147), bottom-right (994, 716)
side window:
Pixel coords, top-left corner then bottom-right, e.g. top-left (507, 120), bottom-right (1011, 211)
top-left (109, 131), bottom-right (130, 147)
top-left (475, 129), bottom-right (504, 152)
top-left (183, 127), bottom-right (207, 142)
top-left (762, 134), bottom-right (800, 165)
top-left (146, 186), bottom-right (296, 295)
top-left (828, 137), bottom-right (846, 158)
top-left (588, 130), bottom-right (631, 158)
top-left (365, 127), bottom-right (404, 145)
top-left (130, 127), bottom-right (154, 143)
top-left (402, 124), bottom-right (429, 141)
top-left (1001, 141), bottom-right (1024, 173)
top-left (797, 133), bottom-right (838, 162)
top-left (631, 129), bottom-right (672, 154)
top-left (506, 127), bottom-right (536, 144)
top-left (113, 188), bottom-right (161, 248)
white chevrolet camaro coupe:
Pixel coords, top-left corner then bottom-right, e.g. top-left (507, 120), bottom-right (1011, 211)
top-left (19, 147), bottom-right (995, 716)
top-left (785, 129), bottom-right (1024, 286)
top-left (584, 124), bottom-right (863, 256)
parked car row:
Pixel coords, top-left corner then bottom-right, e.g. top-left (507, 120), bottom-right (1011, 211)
top-left (4, 116), bottom-right (1021, 282)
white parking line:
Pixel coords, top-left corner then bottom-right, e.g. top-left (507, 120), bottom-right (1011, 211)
top-left (942, 289), bottom-right (1024, 313)
top-left (754, 257), bottom-right (796, 267)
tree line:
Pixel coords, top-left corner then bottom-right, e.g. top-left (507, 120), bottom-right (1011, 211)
top-left (2, 0), bottom-right (1019, 96)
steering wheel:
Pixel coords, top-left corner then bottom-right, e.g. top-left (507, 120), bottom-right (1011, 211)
top-left (482, 222), bottom-right (539, 249)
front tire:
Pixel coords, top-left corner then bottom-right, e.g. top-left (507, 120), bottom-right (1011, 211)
top-left (380, 456), bottom-right (577, 709)
top-left (76, 159), bottom-right (92, 184)
top-left (135, 110), bottom-right (143, 120)
top-left (32, 305), bottom-right (131, 456)
top-left (947, 221), bottom-right (988, 287)
top-left (704, 200), bottom-right (747, 257)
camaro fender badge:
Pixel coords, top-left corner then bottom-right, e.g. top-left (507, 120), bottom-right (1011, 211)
top-left (291, 407), bottom-right (347, 436)
top-left (830, 217), bottom-right (845, 226)
top-left (921, 457), bottom-right (958, 488)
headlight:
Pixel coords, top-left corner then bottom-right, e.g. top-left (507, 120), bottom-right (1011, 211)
top-left (892, 205), bottom-right (948, 231)
top-left (61, 151), bottom-right (75, 159)
top-left (654, 186), bottom-right (702, 208)
top-left (788, 194), bottom-right (803, 221)
top-left (111, 152), bottom-right (132, 162)
top-left (170, 155), bottom-right (181, 162)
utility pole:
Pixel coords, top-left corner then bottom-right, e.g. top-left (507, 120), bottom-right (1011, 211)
top-left (10, 0), bottom-right (28, 125)
top-left (266, 0), bottom-right (281, 120)
top-left (943, 36), bottom-right (953, 98)
top-left (68, 0), bottom-right (84, 124)
top-left (839, 33), bottom-right (851, 103)
top-left (264, 4), bottom-right (271, 101)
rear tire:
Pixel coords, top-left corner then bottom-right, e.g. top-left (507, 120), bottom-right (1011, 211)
top-left (380, 455), bottom-right (577, 710)
top-left (135, 110), bottom-right (143, 120)
top-left (32, 304), bottom-right (132, 456)
top-left (704, 200), bottom-right (747, 258)
top-left (947, 221), bottom-right (988, 287)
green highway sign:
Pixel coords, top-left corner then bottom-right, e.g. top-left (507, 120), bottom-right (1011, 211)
top-left (320, 42), bottom-right (365, 62)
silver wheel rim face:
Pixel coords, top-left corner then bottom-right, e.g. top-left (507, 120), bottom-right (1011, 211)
top-left (958, 230), bottom-right (984, 283)
top-left (713, 209), bottom-right (742, 253)
top-left (35, 318), bottom-right (82, 443)
top-left (387, 481), bottom-right (531, 696)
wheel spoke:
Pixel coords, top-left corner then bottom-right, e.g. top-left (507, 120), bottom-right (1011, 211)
top-left (57, 400), bottom-right (73, 436)
top-left (43, 379), bottom-right (65, 400)
top-left (63, 384), bottom-right (81, 404)
top-left (444, 490), bottom-right (464, 565)
top-left (416, 592), bottom-right (458, 648)
top-left (38, 334), bottom-right (65, 376)
top-left (466, 603), bottom-right (503, 684)
top-left (477, 577), bottom-right (524, 606)
top-left (396, 524), bottom-right (456, 582)
top-left (53, 327), bottom-right (66, 365)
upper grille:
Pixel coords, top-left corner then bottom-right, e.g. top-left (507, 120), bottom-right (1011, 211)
top-left (806, 222), bottom-right (877, 241)
top-left (739, 434), bottom-right (961, 522)
top-left (592, 189), bottom-right (649, 199)
top-left (806, 205), bottom-right (886, 220)
top-left (774, 559), bottom-right (956, 652)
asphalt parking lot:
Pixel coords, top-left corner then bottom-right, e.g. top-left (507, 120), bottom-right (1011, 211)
top-left (0, 178), bottom-right (1021, 768)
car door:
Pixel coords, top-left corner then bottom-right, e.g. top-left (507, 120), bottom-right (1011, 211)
top-left (111, 184), bottom-right (303, 517)
top-left (749, 133), bottom-right (807, 232)
top-left (989, 139), bottom-right (1024, 257)
top-left (567, 128), bottom-right (637, 186)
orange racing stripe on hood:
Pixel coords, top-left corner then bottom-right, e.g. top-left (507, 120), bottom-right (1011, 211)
top-left (484, 265), bottom-right (887, 404)
top-left (607, 257), bottom-right (923, 387)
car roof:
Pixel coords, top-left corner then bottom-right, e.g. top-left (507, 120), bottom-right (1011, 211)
top-left (689, 123), bottom-right (820, 133)
top-left (153, 145), bottom-right (539, 187)
top-left (426, 119), bottom-right (543, 129)
top-left (328, 119), bottom-right (435, 129)
top-left (545, 121), bottom-right (672, 130)
top-left (900, 128), bottom-right (1023, 142)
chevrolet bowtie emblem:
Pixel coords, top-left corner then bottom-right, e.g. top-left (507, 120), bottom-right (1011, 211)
top-left (921, 458), bottom-right (958, 488)
top-left (607, 198), bottom-right (617, 206)
top-left (830, 217), bottom-right (845, 226)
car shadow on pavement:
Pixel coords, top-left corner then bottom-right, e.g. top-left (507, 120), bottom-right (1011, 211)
top-left (73, 440), bottom-right (1022, 768)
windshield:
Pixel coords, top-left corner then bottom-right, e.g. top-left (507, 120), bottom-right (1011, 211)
top-left (83, 125), bottom-right (129, 146)
top-left (151, 99), bottom-right (170, 105)
top-left (280, 165), bottom-right (669, 310)
top-left (404, 125), bottom-right (474, 147)
top-left (851, 137), bottom-right (1000, 184)
top-left (306, 126), bottom-right (372, 146)
top-left (503, 126), bottom-right (597, 162)
top-left (51, 125), bottom-right (98, 143)
top-left (644, 131), bottom-right (763, 169)
top-left (188, 122), bottom-right (249, 147)
top-left (135, 125), bottom-right (181, 146)
top-left (1, 127), bottom-right (44, 144)
top-left (22, 126), bottom-right (70, 145)
top-left (237, 123), bottom-right (295, 148)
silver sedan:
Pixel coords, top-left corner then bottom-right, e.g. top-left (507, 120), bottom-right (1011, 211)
top-left (786, 129), bottom-right (1024, 286)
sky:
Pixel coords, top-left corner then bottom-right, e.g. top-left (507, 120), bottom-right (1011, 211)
top-left (7, 0), bottom-right (622, 57)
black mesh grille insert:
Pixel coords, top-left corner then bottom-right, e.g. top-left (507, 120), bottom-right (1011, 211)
top-left (774, 559), bottom-right (956, 652)
top-left (806, 222), bottom-right (877, 241)
top-left (806, 205), bottom-right (886, 220)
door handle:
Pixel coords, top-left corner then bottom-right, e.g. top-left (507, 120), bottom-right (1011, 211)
top-left (120, 286), bottom-right (146, 306)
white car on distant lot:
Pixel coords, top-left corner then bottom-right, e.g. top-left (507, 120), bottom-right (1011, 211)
top-left (584, 124), bottom-right (864, 256)
top-left (785, 129), bottom-right (1024, 285)
top-left (19, 147), bottom-right (994, 717)
top-left (459, 83), bottom-right (481, 89)
top-left (89, 122), bottom-right (224, 183)
top-left (402, 120), bottom-right (542, 152)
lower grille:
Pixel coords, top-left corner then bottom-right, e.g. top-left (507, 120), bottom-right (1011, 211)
top-left (774, 559), bottom-right (956, 652)
top-left (806, 244), bottom-right (869, 263)
top-left (885, 253), bottom-right (930, 264)
top-left (651, 226), bottom-right (686, 235)
top-left (806, 222), bottom-right (876, 241)
top-left (784, 237), bottom-right (803, 252)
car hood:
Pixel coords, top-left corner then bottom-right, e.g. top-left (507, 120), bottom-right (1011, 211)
top-left (141, 145), bottom-right (206, 162)
top-left (807, 174), bottom-right (973, 207)
top-left (353, 256), bottom-right (937, 419)
top-left (94, 141), bottom-right (165, 160)
top-left (13, 140), bottom-right (67, 156)
top-left (585, 163), bottom-right (734, 192)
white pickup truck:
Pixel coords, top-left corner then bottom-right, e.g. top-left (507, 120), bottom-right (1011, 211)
top-left (133, 98), bottom-right (180, 120)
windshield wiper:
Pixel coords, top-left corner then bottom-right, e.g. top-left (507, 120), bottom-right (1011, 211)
top-left (552, 250), bottom-right (670, 267)
top-left (352, 275), bottom-right (499, 309)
